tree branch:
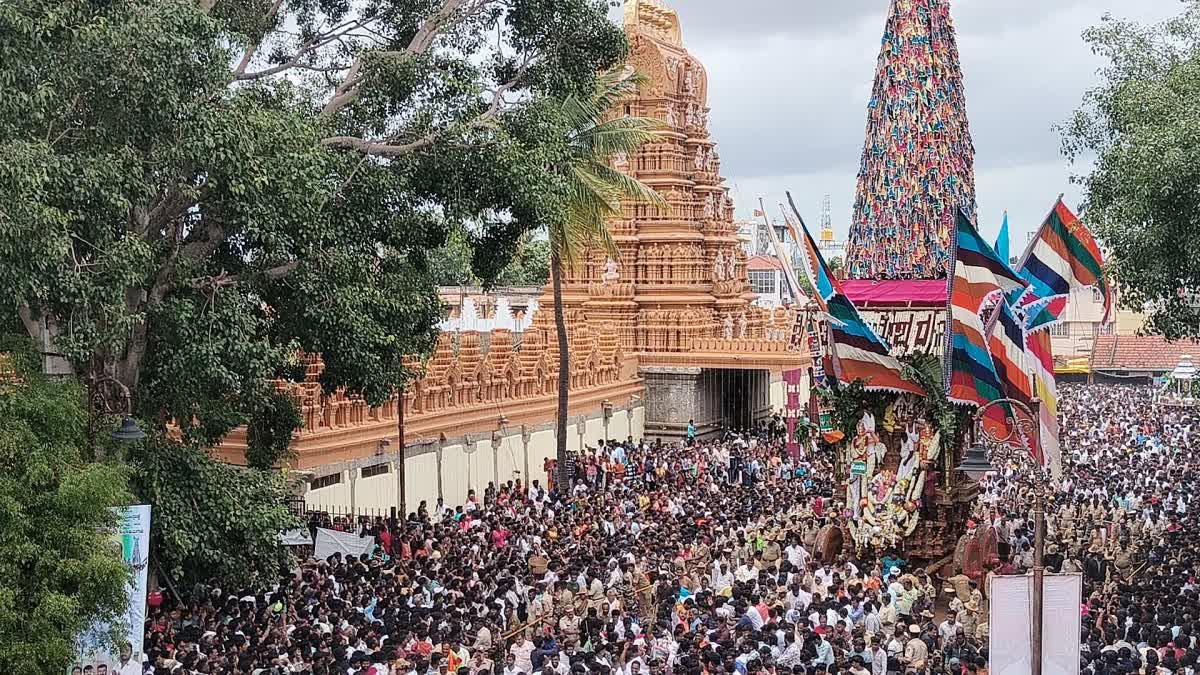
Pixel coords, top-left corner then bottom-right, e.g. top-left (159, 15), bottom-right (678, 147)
top-left (232, 0), bottom-right (288, 77)
top-left (237, 16), bottom-right (365, 81)
top-left (320, 58), bottom-right (532, 157)
top-left (264, 261), bottom-right (300, 280)
top-left (319, 0), bottom-right (492, 118)
top-left (16, 305), bottom-right (40, 342)
top-left (181, 220), bottom-right (227, 260)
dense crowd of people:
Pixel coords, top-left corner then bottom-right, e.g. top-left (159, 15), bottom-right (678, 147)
top-left (134, 384), bottom-right (1198, 675)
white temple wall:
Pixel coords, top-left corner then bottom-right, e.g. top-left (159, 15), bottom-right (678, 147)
top-left (305, 401), bottom-right (645, 514)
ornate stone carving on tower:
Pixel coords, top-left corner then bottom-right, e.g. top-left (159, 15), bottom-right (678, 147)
top-left (535, 0), bottom-right (802, 368)
top-left (526, 0), bottom-right (808, 440)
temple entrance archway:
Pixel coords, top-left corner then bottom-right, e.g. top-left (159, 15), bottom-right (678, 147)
top-left (641, 366), bottom-right (772, 443)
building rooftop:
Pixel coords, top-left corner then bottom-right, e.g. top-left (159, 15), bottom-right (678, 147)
top-left (1091, 334), bottom-right (1200, 373)
top-left (745, 255), bottom-right (784, 272)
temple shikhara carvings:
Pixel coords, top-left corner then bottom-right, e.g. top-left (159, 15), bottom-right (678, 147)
top-left (537, 0), bottom-right (798, 365)
top-left (215, 0), bottom-right (810, 481)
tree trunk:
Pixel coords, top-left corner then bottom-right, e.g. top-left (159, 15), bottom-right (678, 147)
top-left (550, 251), bottom-right (570, 494)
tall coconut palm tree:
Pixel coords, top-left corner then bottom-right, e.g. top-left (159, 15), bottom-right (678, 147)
top-left (549, 67), bottom-right (666, 491)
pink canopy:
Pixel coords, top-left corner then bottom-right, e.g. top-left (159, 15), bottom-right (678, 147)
top-left (841, 279), bottom-right (947, 308)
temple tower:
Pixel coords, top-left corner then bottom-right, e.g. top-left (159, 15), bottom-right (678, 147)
top-left (531, 0), bottom-right (808, 440)
top-left (537, 0), bottom-right (766, 355)
top-left (843, 0), bottom-right (976, 281)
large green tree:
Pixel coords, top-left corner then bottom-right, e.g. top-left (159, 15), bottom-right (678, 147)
top-left (430, 231), bottom-right (551, 287)
top-left (1064, 2), bottom-right (1200, 338)
top-left (546, 68), bottom-right (664, 489)
top-left (0, 341), bottom-right (133, 675)
top-left (0, 0), bottom-right (623, 576)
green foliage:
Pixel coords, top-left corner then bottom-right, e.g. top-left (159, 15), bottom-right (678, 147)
top-left (130, 438), bottom-right (297, 587)
top-left (0, 0), bottom-right (626, 586)
top-left (819, 353), bottom-right (965, 453)
top-left (791, 265), bottom-right (817, 298)
top-left (551, 68), bottom-right (668, 268)
top-left (245, 390), bottom-right (303, 470)
top-left (819, 380), bottom-right (889, 445)
top-left (0, 0), bottom-right (624, 433)
top-left (430, 231), bottom-right (551, 288)
top-left (497, 238), bottom-right (552, 287)
top-left (0, 349), bottom-right (132, 675)
top-left (1063, 3), bottom-right (1200, 338)
top-left (899, 352), bottom-right (962, 451)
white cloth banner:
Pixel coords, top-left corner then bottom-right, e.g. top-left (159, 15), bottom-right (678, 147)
top-left (989, 573), bottom-right (1081, 675)
top-left (280, 529), bottom-right (313, 546)
top-left (73, 505), bottom-right (152, 675)
top-left (313, 527), bottom-right (374, 560)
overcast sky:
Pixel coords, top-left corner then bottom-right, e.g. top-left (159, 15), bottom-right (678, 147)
top-left (608, 0), bottom-right (1183, 248)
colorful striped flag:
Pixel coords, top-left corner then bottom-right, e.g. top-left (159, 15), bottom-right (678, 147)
top-left (983, 300), bottom-right (1035, 451)
top-left (1005, 197), bottom-right (1104, 478)
top-left (945, 209), bottom-right (1028, 432)
top-left (1025, 329), bottom-right (1061, 478)
top-left (987, 301), bottom-right (1032, 407)
top-left (788, 194), bottom-right (924, 396)
top-left (1016, 198), bottom-right (1110, 321)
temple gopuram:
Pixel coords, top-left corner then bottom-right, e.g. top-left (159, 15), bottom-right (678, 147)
top-left (214, 0), bottom-right (810, 515)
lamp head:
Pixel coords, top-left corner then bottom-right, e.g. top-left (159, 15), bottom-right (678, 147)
top-left (111, 416), bottom-right (147, 443)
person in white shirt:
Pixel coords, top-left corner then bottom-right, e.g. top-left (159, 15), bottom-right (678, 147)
top-left (786, 582), bottom-right (812, 612)
top-left (743, 600), bottom-right (766, 630)
top-left (735, 561), bottom-right (759, 584)
top-left (501, 653), bottom-right (524, 675)
top-left (867, 639), bottom-right (888, 675)
top-left (938, 616), bottom-right (961, 646)
top-left (711, 562), bottom-right (734, 593)
top-left (784, 541), bottom-right (809, 570)
top-left (113, 644), bottom-right (141, 675)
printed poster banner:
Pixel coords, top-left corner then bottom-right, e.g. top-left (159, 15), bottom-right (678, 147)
top-left (74, 504), bottom-right (151, 675)
top-left (783, 368), bottom-right (805, 459)
top-left (989, 573), bottom-right (1082, 675)
top-left (858, 308), bottom-right (947, 356)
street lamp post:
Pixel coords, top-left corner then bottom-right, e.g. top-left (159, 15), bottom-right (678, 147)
top-left (957, 397), bottom-right (1045, 675)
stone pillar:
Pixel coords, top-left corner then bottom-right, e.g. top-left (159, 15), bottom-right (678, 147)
top-left (521, 426), bottom-right (532, 485)
top-left (464, 433), bottom-right (477, 495)
top-left (348, 468), bottom-right (358, 515)
top-left (435, 434), bottom-right (446, 501)
top-left (491, 431), bottom-right (501, 487)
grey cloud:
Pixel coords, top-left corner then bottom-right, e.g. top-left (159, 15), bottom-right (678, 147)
top-left (610, 0), bottom-right (1185, 243)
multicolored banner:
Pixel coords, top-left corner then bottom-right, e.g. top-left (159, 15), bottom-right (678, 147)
top-left (844, 0), bottom-right (976, 280)
top-left (945, 209), bottom-right (1027, 405)
top-left (788, 195), bottom-right (924, 395)
top-left (1026, 329), bottom-right (1062, 478)
top-left (987, 300), bottom-right (1032, 407)
top-left (74, 505), bottom-right (151, 675)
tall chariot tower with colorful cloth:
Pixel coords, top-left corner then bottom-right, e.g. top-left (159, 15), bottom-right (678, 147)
top-left (844, 0), bottom-right (977, 281)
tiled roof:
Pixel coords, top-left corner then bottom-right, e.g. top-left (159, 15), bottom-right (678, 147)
top-left (746, 255), bottom-right (784, 272)
top-left (1091, 335), bottom-right (1200, 372)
